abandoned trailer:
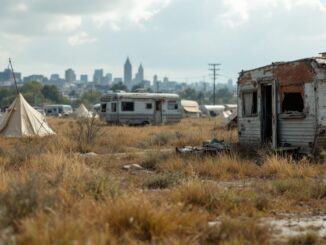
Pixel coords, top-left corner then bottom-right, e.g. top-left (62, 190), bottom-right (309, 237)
top-left (237, 53), bottom-right (326, 154)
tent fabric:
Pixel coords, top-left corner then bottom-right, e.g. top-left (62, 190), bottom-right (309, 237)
top-left (75, 104), bottom-right (93, 118)
top-left (0, 93), bottom-right (55, 137)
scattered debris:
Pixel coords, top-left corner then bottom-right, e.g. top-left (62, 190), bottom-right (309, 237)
top-left (176, 139), bottom-right (230, 155)
top-left (122, 164), bottom-right (144, 171)
top-left (78, 152), bottom-right (97, 157)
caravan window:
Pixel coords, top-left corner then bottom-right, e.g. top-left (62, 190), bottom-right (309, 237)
top-left (281, 85), bottom-right (304, 113)
top-left (111, 103), bottom-right (117, 112)
top-left (282, 93), bottom-right (304, 112)
top-left (168, 101), bottom-right (178, 110)
top-left (146, 103), bottom-right (152, 109)
top-left (122, 102), bottom-right (134, 111)
top-left (242, 91), bottom-right (257, 117)
top-left (101, 103), bottom-right (107, 112)
top-left (58, 108), bottom-right (63, 113)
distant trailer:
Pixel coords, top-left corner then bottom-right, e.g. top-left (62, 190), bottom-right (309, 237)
top-left (200, 105), bottom-right (225, 117)
top-left (44, 104), bottom-right (73, 117)
top-left (100, 92), bottom-right (182, 125)
top-left (181, 100), bottom-right (201, 118)
top-left (237, 53), bottom-right (326, 154)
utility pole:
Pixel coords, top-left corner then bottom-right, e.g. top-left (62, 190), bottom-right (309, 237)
top-left (209, 63), bottom-right (221, 105)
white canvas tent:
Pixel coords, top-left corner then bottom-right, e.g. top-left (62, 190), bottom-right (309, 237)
top-left (75, 104), bottom-right (93, 118)
top-left (0, 93), bottom-right (55, 137)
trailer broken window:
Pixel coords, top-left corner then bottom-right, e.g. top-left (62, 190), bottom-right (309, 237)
top-left (242, 91), bottom-right (257, 117)
top-left (282, 93), bottom-right (304, 112)
top-left (101, 103), bottom-right (107, 112)
top-left (121, 102), bottom-right (134, 111)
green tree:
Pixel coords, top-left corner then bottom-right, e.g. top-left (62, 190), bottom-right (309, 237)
top-left (41, 85), bottom-right (63, 103)
top-left (111, 82), bottom-right (127, 92)
top-left (20, 81), bottom-right (44, 106)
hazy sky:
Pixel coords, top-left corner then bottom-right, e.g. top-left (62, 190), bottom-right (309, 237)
top-left (1, 0), bottom-right (326, 83)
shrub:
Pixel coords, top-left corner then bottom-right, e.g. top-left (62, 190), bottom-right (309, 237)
top-left (69, 117), bottom-right (102, 153)
top-left (0, 174), bottom-right (54, 228)
top-left (141, 152), bottom-right (170, 171)
top-left (172, 180), bottom-right (221, 210)
top-left (287, 232), bottom-right (320, 245)
top-left (71, 174), bottom-right (120, 201)
top-left (150, 132), bottom-right (175, 146)
top-left (143, 172), bottom-right (182, 189)
top-left (202, 217), bottom-right (270, 245)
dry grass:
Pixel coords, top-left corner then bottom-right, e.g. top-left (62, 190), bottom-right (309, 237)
top-left (0, 117), bottom-right (324, 244)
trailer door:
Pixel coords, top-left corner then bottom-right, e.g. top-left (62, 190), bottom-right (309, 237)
top-left (154, 100), bottom-right (162, 124)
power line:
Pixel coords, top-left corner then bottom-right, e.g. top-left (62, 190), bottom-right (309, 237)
top-left (209, 63), bottom-right (221, 105)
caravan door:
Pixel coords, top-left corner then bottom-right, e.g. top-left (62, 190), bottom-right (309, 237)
top-left (154, 100), bottom-right (162, 124)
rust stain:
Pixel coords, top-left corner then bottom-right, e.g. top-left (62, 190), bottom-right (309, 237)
top-left (238, 73), bottom-right (252, 85)
top-left (273, 61), bottom-right (314, 85)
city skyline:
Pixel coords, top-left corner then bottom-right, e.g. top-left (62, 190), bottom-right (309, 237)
top-left (2, 1), bottom-right (325, 84)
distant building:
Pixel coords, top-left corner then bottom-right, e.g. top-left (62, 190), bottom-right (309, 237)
top-left (124, 57), bottom-right (132, 90)
top-left (134, 64), bottom-right (144, 85)
top-left (228, 79), bottom-right (233, 91)
top-left (105, 73), bottom-right (112, 83)
top-left (23, 75), bottom-right (46, 83)
top-left (0, 68), bottom-right (22, 83)
top-left (101, 73), bottom-right (112, 84)
top-left (65, 68), bottom-right (76, 83)
top-left (113, 77), bottom-right (123, 84)
top-left (80, 74), bottom-right (88, 83)
top-left (93, 69), bottom-right (103, 83)
top-left (153, 75), bottom-right (159, 92)
top-left (50, 74), bottom-right (60, 81)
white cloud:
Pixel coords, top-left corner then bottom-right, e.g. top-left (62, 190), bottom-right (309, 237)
top-left (46, 15), bottom-right (82, 32)
top-left (67, 32), bottom-right (97, 46)
top-left (220, 0), bottom-right (326, 27)
top-left (92, 0), bottom-right (171, 30)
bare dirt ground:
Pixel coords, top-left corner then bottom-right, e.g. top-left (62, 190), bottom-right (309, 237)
top-left (0, 117), bottom-right (325, 244)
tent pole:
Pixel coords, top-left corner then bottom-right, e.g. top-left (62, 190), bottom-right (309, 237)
top-left (9, 58), bottom-right (19, 94)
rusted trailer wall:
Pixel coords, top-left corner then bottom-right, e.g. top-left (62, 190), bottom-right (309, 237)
top-left (238, 59), bottom-right (324, 153)
top-left (238, 80), bottom-right (261, 144)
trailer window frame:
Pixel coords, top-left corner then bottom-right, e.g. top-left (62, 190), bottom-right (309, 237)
top-left (121, 101), bottom-right (135, 112)
top-left (146, 103), bottom-right (152, 110)
top-left (168, 101), bottom-right (179, 110)
top-left (280, 84), bottom-right (305, 114)
top-left (101, 103), bottom-right (107, 113)
top-left (242, 90), bottom-right (258, 117)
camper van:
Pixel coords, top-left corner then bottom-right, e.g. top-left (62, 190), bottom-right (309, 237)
top-left (44, 104), bottom-right (73, 117)
top-left (237, 53), bottom-right (326, 154)
top-left (100, 92), bottom-right (182, 125)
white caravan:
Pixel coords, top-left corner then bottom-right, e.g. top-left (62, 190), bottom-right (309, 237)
top-left (44, 104), bottom-right (73, 117)
top-left (100, 92), bottom-right (182, 125)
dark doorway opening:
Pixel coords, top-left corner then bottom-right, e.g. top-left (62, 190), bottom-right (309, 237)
top-left (262, 85), bottom-right (273, 143)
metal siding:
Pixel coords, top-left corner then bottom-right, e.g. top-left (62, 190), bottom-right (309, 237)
top-left (278, 83), bottom-right (316, 152)
top-left (238, 79), bottom-right (261, 145)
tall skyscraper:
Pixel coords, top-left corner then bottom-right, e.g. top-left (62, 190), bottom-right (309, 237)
top-left (65, 68), bottom-right (76, 83)
top-left (124, 57), bottom-right (132, 90)
top-left (80, 74), bottom-right (88, 83)
top-left (227, 79), bottom-right (233, 91)
top-left (93, 69), bottom-right (104, 83)
top-left (138, 64), bottom-right (144, 82)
